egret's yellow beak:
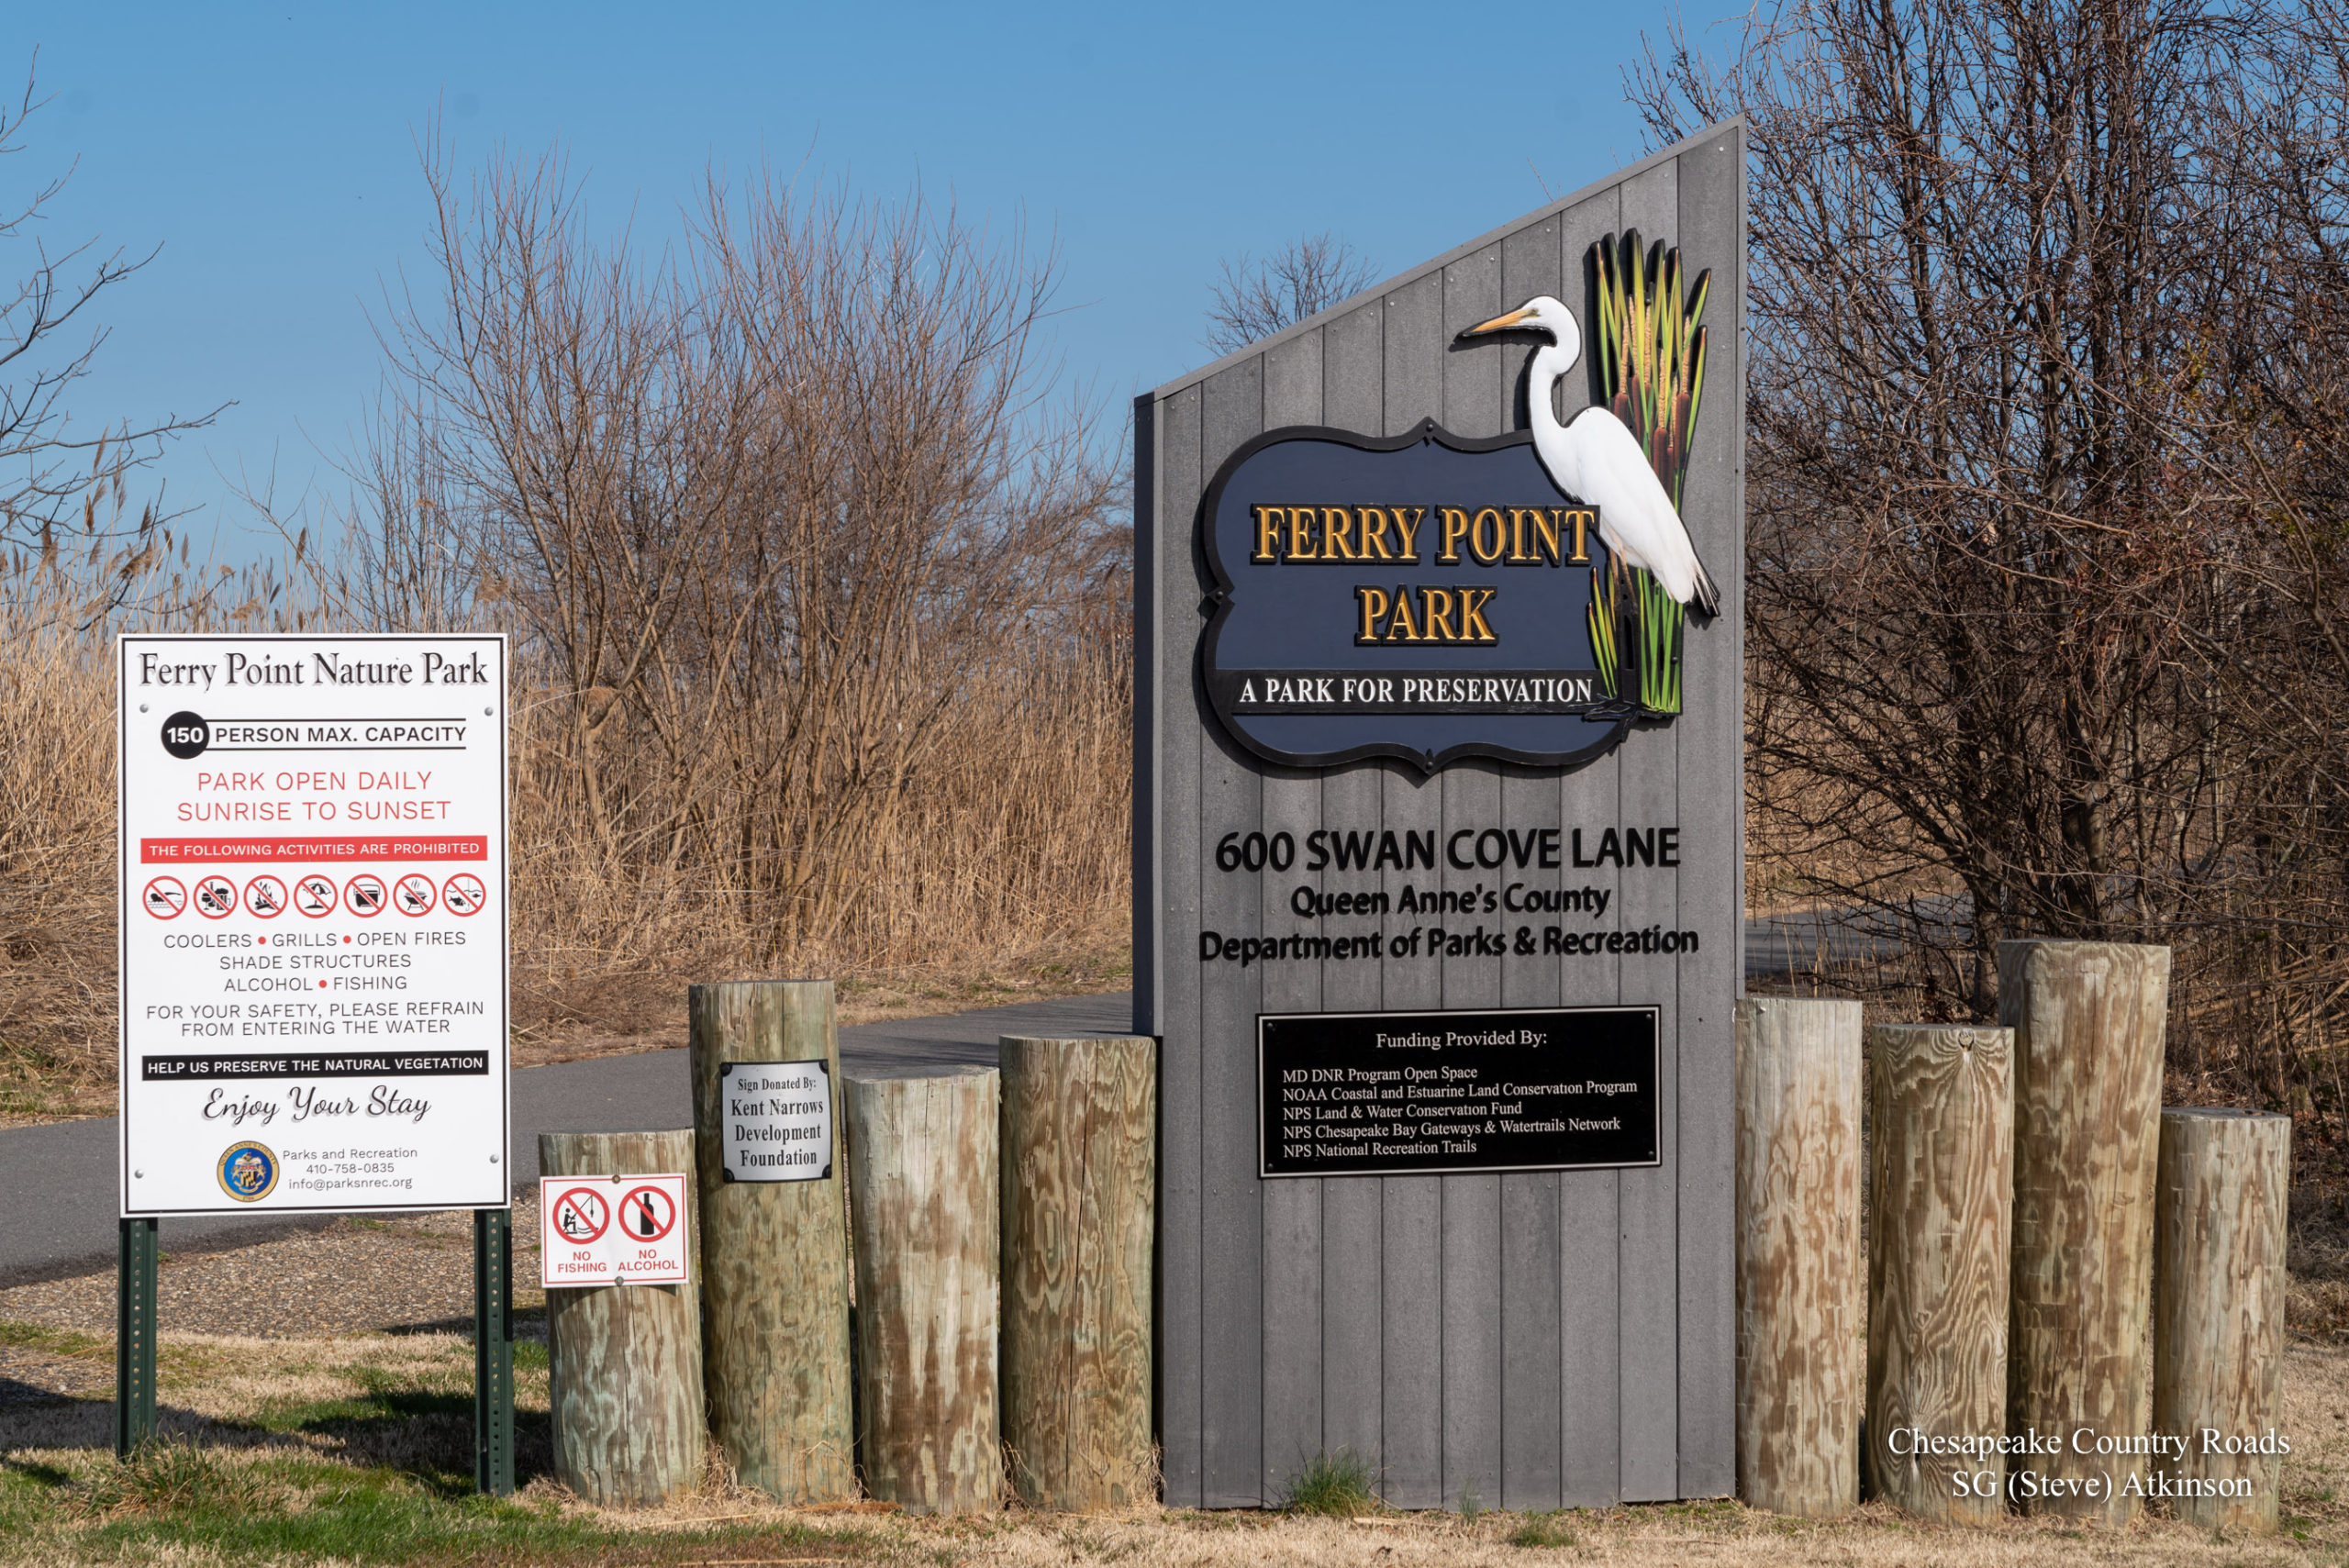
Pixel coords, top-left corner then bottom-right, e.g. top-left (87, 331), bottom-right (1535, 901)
top-left (1458, 306), bottom-right (1534, 339)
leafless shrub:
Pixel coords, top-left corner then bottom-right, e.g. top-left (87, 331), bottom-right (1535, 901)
top-left (1634, 0), bottom-right (2349, 1186)
top-left (1203, 232), bottom-right (1375, 355)
top-left (324, 143), bottom-right (1128, 1009)
top-left (0, 57), bottom-right (217, 611)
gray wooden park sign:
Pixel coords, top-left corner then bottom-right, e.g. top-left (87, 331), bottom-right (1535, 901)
top-left (1134, 123), bottom-right (1744, 1510)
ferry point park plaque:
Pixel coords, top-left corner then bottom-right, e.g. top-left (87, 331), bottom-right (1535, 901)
top-left (1135, 125), bottom-right (1745, 1510)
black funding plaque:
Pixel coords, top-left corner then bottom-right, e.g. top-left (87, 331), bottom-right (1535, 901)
top-left (1258, 1006), bottom-right (1660, 1178)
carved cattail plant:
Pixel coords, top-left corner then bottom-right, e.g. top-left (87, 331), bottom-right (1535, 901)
top-left (1590, 231), bottom-right (1710, 715)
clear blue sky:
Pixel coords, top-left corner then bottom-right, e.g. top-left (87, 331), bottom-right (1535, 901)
top-left (17, 2), bottom-right (1690, 545)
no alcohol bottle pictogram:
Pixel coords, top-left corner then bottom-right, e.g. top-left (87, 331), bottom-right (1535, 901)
top-left (294, 875), bottom-right (337, 917)
top-left (394, 873), bottom-right (437, 917)
top-left (551, 1186), bottom-right (611, 1243)
top-left (345, 874), bottom-right (386, 917)
top-left (244, 875), bottom-right (287, 918)
top-left (142, 877), bottom-right (186, 919)
top-left (618, 1184), bottom-right (677, 1242)
top-left (442, 873), bottom-right (486, 917)
top-left (194, 875), bottom-right (238, 919)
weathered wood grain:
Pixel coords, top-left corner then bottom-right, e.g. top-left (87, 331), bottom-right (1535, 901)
top-left (541, 1129), bottom-right (704, 1508)
top-left (2000, 940), bottom-right (2169, 1525)
top-left (1196, 354), bottom-right (1265, 1509)
top-left (1258, 325), bottom-right (1326, 1503)
top-left (690, 980), bottom-right (853, 1503)
top-left (1615, 154), bottom-right (1684, 1507)
top-left (999, 1035), bottom-right (1157, 1511)
top-left (2154, 1106), bottom-right (2290, 1531)
top-left (1150, 380), bottom-right (1206, 1506)
top-left (1673, 121), bottom-right (1745, 1505)
top-left (844, 1068), bottom-right (1001, 1515)
top-left (1733, 997), bottom-right (1862, 1518)
top-left (1864, 1025), bottom-right (2012, 1521)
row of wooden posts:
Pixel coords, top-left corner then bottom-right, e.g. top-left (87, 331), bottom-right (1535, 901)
top-left (539, 980), bottom-right (1158, 1513)
top-left (1737, 940), bottom-right (2290, 1531)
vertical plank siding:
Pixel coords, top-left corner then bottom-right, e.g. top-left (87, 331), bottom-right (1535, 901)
top-left (1138, 124), bottom-right (1743, 1508)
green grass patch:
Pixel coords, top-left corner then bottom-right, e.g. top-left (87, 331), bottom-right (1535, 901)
top-left (0, 1320), bottom-right (107, 1361)
top-left (16, 1441), bottom-right (874, 1566)
top-left (1279, 1450), bottom-right (1377, 1516)
top-left (1509, 1509), bottom-right (1578, 1548)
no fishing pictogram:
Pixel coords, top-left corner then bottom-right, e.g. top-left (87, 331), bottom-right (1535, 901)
top-left (345, 874), bottom-right (386, 917)
top-left (194, 875), bottom-right (238, 919)
top-left (394, 873), bottom-right (437, 917)
top-left (442, 873), bottom-right (486, 917)
top-left (550, 1186), bottom-right (611, 1243)
top-left (294, 875), bottom-right (337, 917)
top-left (142, 876), bottom-right (186, 919)
top-left (244, 875), bottom-right (287, 918)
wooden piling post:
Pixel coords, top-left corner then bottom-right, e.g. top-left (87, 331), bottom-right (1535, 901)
top-left (1865, 1024), bottom-right (2013, 1521)
top-left (845, 1067), bottom-right (1002, 1515)
top-left (540, 1129), bottom-right (704, 1507)
top-left (691, 980), bottom-right (854, 1503)
top-left (2000, 940), bottom-right (2169, 1525)
top-left (1733, 997), bottom-right (1863, 1518)
top-left (998, 1035), bottom-right (1155, 1511)
top-left (2154, 1107), bottom-right (2290, 1531)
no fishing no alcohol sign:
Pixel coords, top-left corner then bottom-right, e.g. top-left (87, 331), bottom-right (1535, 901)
top-left (539, 1173), bottom-right (690, 1286)
top-left (117, 634), bottom-right (511, 1217)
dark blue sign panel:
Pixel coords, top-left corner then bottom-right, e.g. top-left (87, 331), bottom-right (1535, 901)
top-left (1201, 420), bottom-right (1633, 770)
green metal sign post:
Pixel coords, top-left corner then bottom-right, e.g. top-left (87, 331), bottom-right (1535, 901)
top-left (473, 1207), bottom-right (515, 1496)
top-left (113, 1218), bottom-right (158, 1459)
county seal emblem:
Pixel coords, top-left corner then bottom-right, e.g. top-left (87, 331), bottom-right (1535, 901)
top-left (217, 1141), bottom-right (279, 1202)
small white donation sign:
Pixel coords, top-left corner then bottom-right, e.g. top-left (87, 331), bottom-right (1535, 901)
top-left (718, 1059), bottom-right (833, 1182)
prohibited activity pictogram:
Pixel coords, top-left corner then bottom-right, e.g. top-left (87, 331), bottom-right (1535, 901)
top-left (551, 1186), bottom-right (611, 1243)
top-left (394, 873), bottom-right (437, 917)
top-left (618, 1183), bottom-right (678, 1242)
top-left (295, 875), bottom-right (337, 917)
top-left (194, 875), bottom-right (238, 919)
top-left (142, 876), bottom-right (186, 919)
top-left (243, 874), bottom-right (287, 918)
top-left (345, 873), bottom-right (386, 917)
top-left (442, 873), bottom-right (486, 916)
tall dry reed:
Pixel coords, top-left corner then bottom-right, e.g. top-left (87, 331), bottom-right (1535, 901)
top-left (0, 542), bottom-right (1131, 1110)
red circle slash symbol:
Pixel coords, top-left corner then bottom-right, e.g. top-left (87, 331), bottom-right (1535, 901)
top-left (244, 875), bottom-right (287, 919)
top-left (295, 875), bottom-right (337, 917)
top-left (394, 873), bottom-right (437, 917)
top-left (142, 877), bottom-right (186, 919)
top-left (195, 875), bottom-right (238, 919)
top-left (345, 874), bottom-right (386, 917)
top-left (551, 1187), bottom-right (610, 1243)
top-left (618, 1184), bottom-right (678, 1242)
top-left (442, 873), bottom-right (486, 917)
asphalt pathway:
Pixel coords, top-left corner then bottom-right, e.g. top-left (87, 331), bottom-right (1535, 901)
top-left (0, 990), bottom-right (1136, 1287)
top-left (0, 909), bottom-right (1921, 1287)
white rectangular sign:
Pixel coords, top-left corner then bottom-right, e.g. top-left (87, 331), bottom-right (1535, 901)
top-left (718, 1059), bottom-right (834, 1182)
top-left (540, 1173), bottom-right (690, 1287)
top-left (117, 634), bottom-right (509, 1217)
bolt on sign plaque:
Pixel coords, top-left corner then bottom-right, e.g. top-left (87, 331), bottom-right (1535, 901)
top-left (716, 1060), bottom-right (834, 1182)
top-left (117, 635), bottom-right (509, 1217)
top-left (1259, 1006), bottom-right (1659, 1178)
top-left (1136, 126), bottom-right (1746, 1508)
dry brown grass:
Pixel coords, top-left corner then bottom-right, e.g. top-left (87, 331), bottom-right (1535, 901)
top-left (0, 556), bottom-right (1131, 1119)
